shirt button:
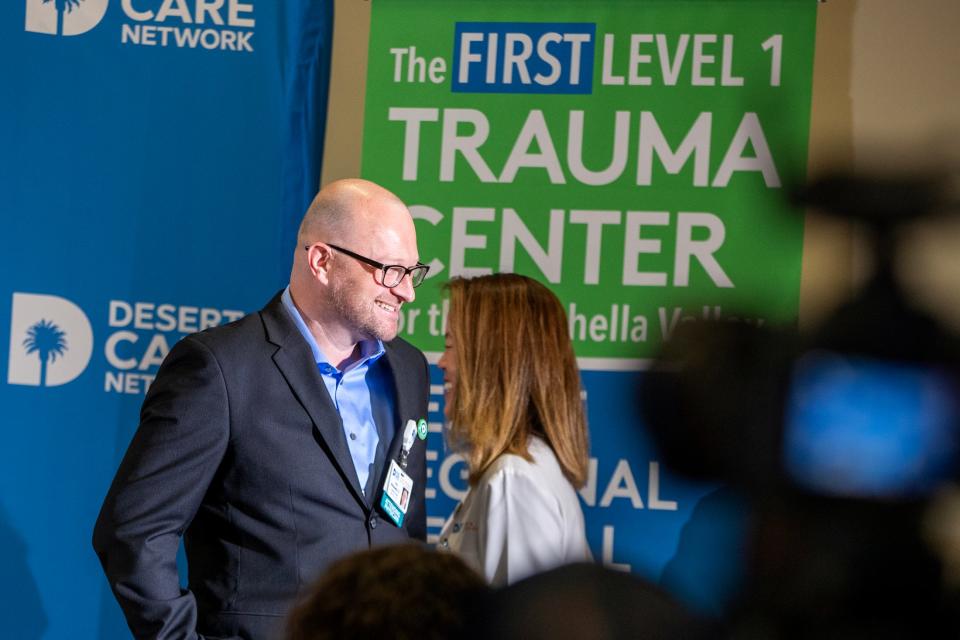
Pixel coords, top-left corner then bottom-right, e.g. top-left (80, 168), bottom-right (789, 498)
top-left (369, 514), bottom-right (378, 529)
top-left (349, 433), bottom-right (357, 440)
top-left (452, 522), bottom-right (462, 533)
top-left (439, 538), bottom-right (449, 548)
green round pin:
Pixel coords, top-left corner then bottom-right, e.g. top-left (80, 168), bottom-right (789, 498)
top-left (417, 418), bottom-right (428, 440)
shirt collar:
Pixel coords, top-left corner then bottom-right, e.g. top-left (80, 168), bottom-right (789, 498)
top-left (281, 286), bottom-right (386, 372)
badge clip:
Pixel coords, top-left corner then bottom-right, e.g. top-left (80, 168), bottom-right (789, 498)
top-left (399, 419), bottom-right (417, 469)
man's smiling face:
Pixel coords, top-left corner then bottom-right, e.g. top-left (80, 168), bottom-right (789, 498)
top-left (327, 200), bottom-right (419, 343)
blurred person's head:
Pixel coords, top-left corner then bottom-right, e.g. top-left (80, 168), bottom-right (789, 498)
top-left (438, 273), bottom-right (588, 487)
top-left (285, 543), bottom-right (486, 640)
top-left (468, 563), bottom-right (714, 640)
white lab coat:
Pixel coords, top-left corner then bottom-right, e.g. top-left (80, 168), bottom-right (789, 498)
top-left (438, 435), bottom-right (592, 586)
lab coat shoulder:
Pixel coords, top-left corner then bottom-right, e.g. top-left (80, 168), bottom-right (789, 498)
top-left (474, 436), bottom-right (589, 585)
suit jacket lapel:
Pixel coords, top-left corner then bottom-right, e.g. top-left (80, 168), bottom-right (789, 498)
top-left (260, 293), bottom-right (366, 506)
top-left (374, 342), bottom-right (420, 493)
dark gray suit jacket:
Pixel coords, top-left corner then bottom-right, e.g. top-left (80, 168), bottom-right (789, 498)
top-left (93, 292), bottom-right (430, 640)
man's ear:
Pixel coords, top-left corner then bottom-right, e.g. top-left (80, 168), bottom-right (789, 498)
top-left (306, 244), bottom-right (333, 281)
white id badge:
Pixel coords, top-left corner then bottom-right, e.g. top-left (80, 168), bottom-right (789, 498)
top-left (379, 459), bottom-right (414, 527)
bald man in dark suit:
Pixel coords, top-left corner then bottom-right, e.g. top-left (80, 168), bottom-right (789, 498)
top-left (94, 179), bottom-right (431, 640)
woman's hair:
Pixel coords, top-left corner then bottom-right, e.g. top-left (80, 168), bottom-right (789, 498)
top-left (444, 273), bottom-right (589, 487)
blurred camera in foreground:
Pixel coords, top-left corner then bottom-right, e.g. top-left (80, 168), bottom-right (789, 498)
top-left (640, 170), bottom-right (960, 637)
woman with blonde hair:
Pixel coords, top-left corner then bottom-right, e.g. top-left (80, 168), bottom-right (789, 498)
top-left (437, 273), bottom-right (592, 586)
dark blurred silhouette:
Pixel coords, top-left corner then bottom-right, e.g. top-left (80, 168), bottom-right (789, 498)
top-left (641, 170), bottom-right (960, 637)
top-left (469, 563), bottom-right (714, 640)
top-left (285, 543), bottom-right (487, 640)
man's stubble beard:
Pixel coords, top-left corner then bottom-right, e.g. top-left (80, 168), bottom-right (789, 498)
top-left (329, 277), bottom-right (399, 343)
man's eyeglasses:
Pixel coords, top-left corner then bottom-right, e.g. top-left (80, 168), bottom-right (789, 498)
top-left (305, 243), bottom-right (430, 288)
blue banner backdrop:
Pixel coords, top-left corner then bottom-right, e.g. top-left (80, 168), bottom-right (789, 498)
top-left (0, 1), bottom-right (333, 638)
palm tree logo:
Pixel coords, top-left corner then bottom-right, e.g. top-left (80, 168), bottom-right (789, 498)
top-left (22, 320), bottom-right (69, 387)
top-left (42, 0), bottom-right (84, 36)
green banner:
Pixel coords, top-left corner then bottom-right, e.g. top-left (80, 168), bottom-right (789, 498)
top-left (362, 1), bottom-right (819, 600)
top-left (362, 0), bottom-right (816, 365)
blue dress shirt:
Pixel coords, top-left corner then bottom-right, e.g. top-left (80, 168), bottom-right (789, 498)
top-left (281, 287), bottom-right (396, 495)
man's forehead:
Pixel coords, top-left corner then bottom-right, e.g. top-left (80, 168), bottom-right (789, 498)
top-left (354, 218), bottom-right (419, 260)
top-left (357, 195), bottom-right (409, 220)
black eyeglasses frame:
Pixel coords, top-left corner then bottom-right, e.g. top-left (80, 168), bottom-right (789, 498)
top-left (304, 242), bottom-right (429, 288)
